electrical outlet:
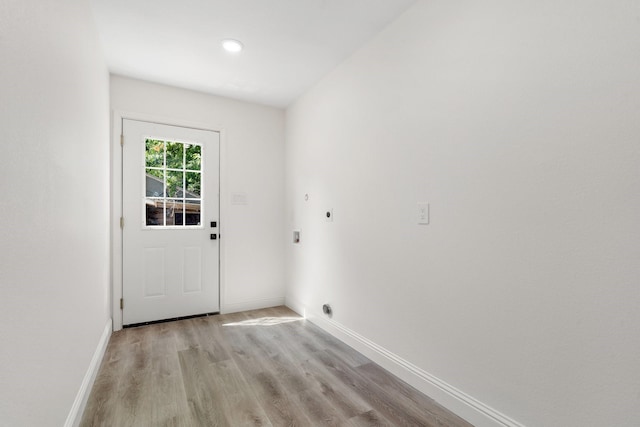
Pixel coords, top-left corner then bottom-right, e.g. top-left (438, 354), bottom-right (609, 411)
top-left (417, 202), bottom-right (429, 225)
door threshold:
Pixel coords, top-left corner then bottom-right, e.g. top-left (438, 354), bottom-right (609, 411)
top-left (123, 311), bottom-right (220, 328)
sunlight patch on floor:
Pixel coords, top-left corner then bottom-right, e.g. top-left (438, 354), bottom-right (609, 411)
top-left (223, 316), bottom-right (303, 327)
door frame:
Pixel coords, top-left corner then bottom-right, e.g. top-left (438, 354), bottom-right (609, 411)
top-left (111, 110), bottom-right (228, 331)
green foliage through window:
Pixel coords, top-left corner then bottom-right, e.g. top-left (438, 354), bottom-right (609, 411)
top-left (144, 138), bottom-right (203, 226)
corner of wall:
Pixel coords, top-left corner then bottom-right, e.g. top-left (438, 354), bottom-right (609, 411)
top-left (64, 319), bottom-right (112, 427)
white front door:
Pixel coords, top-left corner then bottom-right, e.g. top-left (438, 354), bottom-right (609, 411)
top-left (122, 119), bottom-right (220, 325)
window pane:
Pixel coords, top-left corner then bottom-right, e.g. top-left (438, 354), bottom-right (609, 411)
top-left (184, 200), bottom-right (201, 225)
top-left (185, 172), bottom-right (201, 198)
top-left (145, 139), bottom-right (164, 168)
top-left (166, 141), bottom-right (184, 169)
top-left (165, 199), bottom-right (183, 226)
top-left (145, 199), bottom-right (164, 226)
top-left (166, 170), bottom-right (184, 198)
top-left (143, 138), bottom-right (204, 228)
top-left (185, 144), bottom-right (201, 171)
top-left (145, 168), bottom-right (164, 197)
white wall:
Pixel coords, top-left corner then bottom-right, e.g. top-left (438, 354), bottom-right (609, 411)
top-left (0, 0), bottom-right (111, 425)
top-left (285, 1), bottom-right (640, 426)
top-left (110, 75), bottom-right (285, 316)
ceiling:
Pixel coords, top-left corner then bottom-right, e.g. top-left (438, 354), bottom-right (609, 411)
top-left (90, 0), bottom-right (417, 108)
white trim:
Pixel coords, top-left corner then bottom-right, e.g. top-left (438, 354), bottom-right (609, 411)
top-left (111, 110), bottom-right (227, 330)
top-left (285, 298), bottom-right (525, 427)
top-left (218, 129), bottom-right (228, 318)
top-left (221, 297), bottom-right (285, 314)
top-left (64, 319), bottom-right (112, 427)
top-left (112, 110), bottom-right (123, 330)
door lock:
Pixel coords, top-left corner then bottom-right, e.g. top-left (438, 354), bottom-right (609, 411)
top-left (210, 234), bottom-right (217, 240)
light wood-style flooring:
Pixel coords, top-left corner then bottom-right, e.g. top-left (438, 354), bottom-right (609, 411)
top-left (80, 306), bottom-right (472, 426)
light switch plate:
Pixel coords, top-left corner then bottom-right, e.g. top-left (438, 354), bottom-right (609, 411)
top-left (417, 203), bottom-right (429, 225)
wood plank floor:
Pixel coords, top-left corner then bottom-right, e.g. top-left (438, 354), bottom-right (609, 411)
top-left (80, 306), bottom-right (473, 427)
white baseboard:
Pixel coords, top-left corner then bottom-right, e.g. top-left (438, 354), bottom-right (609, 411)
top-left (221, 296), bottom-right (285, 314)
top-left (64, 319), bottom-right (112, 427)
top-left (285, 298), bottom-right (525, 427)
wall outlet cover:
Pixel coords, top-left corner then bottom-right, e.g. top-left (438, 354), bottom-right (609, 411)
top-left (417, 202), bottom-right (429, 225)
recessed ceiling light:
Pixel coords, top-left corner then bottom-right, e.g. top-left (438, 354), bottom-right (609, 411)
top-left (222, 39), bottom-right (243, 53)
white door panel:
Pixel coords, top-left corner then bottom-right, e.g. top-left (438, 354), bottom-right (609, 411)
top-left (122, 119), bottom-right (219, 325)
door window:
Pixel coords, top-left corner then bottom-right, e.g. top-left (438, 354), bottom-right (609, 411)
top-left (144, 138), bottom-right (202, 227)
